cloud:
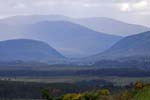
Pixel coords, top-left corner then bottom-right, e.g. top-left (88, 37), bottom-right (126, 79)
top-left (12, 3), bottom-right (26, 9)
top-left (120, 3), bottom-right (131, 12)
top-left (120, 0), bottom-right (150, 12)
top-left (133, 0), bottom-right (148, 9)
top-left (0, 0), bottom-right (149, 27)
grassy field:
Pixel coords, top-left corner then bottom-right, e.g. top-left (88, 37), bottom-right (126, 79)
top-left (133, 87), bottom-right (150, 100)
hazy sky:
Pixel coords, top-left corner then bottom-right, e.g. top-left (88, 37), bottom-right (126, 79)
top-left (0, 0), bottom-right (150, 27)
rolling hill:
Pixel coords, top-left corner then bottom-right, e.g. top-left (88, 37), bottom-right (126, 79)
top-left (89, 31), bottom-right (150, 62)
top-left (0, 39), bottom-right (65, 63)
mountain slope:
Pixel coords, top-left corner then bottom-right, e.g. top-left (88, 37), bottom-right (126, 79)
top-left (76, 17), bottom-right (149, 36)
top-left (0, 39), bottom-right (65, 62)
top-left (21, 21), bottom-right (122, 58)
top-left (91, 31), bottom-right (150, 61)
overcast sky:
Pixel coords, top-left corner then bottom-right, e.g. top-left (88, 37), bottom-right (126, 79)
top-left (0, 0), bottom-right (150, 27)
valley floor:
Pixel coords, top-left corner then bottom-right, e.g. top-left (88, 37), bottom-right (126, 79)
top-left (0, 66), bottom-right (150, 99)
top-left (2, 76), bottom-right (150, 86)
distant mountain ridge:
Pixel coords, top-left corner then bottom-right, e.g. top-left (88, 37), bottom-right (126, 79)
top-left (76, 17), bottom-right (149, 36)
top-left (0, 39), bottom-right (65, 63)
top-left (0, 15), bottom-right (71, 25)
top-left (0, 15), bottom-right (149, 36)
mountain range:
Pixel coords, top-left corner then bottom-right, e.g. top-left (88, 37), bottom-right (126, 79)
top-left (0, 15), bottom-right (149, 58)
top-left (0, 15), bottom-right (149, 57)
top-left (1, 15), bottom-right (149, 36)
top-left (0, 31), bottom-right (150, 66)
top-left (21, 20), bottom-right (122, 58)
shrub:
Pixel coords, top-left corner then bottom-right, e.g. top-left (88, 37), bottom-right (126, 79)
top-left (81, 93), bottom-right (99, 100)
top-left (134, 81), bottom-right (144, 90)
top-left (98, 89), bottom-right (110, 96)
top-left (42, 88), bottom-right (53, 100)
top-left (62, 93), bottom-right (82, 100)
